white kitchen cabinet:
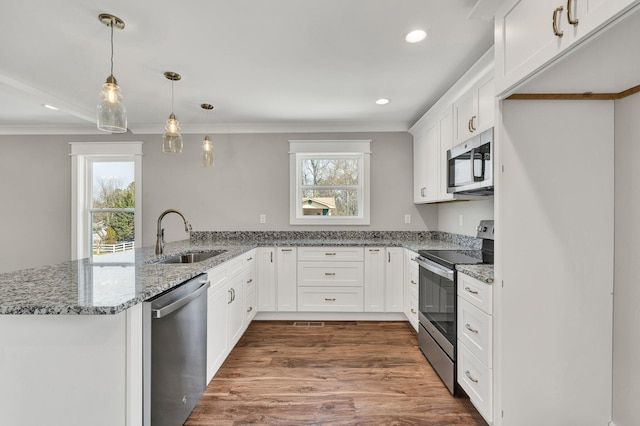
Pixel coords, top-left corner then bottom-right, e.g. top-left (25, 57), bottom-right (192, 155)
top-left (413, 123), bottom-right (439, 203)
top-left (453, 73), bottom-right (495, 144)
top-left (364, 247), bottom-right (385, 312)
top-left (257, 247), bottom-right (276, 311)
top-left (384, 247), bottom-right (404, 312)
top-left (495, 0), bottom-right (639, 95)
top-left (457, 272), bottom-right (494, 423)
top-left (277, 247), bottom-right (297, 311)
top-left (298, 286), bottom-right (364, 312)
top-left (227, 272), bottom-right (245, 347)
top-left (403, 249), bottom-right (419, 332)
top-left (297, 246), bottom-right (364, 262)
top-left (206, 277), bottom-right (229, 383)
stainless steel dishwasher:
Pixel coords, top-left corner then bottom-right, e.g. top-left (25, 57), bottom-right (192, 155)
top-left (143, 274), bottom-right (210, 426)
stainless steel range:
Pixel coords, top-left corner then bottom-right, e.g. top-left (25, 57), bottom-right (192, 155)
top-left (415, 220), bottom-right (494, 394)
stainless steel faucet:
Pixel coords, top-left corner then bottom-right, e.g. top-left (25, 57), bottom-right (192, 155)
top-left (155, 209), bottom-right (192, 255)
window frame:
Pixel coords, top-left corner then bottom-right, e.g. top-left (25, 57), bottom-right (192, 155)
top-left (70, 142), bottom-right (143, 261)
top-left (289, 140), bottom-right (371, 225)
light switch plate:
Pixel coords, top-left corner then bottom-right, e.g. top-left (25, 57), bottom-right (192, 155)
top-left (404, 214), bottom-right (411, 224)
top-left (260, 214), bottom-right (266, 224)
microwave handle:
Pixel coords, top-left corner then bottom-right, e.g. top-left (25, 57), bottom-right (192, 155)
top-left (469, 148), bottom-right (477, 181)
top-left (472, 148), bottom-right (485, 181)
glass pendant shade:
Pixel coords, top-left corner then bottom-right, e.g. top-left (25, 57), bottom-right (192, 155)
top-left (162, 113), bottom-right (183, 153)
top-left (97, 75), bottom-right (127, 133)
top-left (201, 135), bottom-right (214, 167)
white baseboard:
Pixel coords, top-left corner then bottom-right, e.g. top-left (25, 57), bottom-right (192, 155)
top-left (254, 311), bottom-right (407, 321)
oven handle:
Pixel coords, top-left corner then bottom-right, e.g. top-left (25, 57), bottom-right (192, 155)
top-left (415, 257), bottom-right (455, 281)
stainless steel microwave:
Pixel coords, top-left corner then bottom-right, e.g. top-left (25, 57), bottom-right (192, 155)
top-left (447, 128), bottom-right (493, 195)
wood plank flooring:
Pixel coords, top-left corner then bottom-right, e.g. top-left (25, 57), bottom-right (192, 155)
top-left (185, 321), bottom-right (487, 426)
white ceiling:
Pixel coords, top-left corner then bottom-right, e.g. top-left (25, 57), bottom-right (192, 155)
top-left (0, 0), bottom-right (495, 135)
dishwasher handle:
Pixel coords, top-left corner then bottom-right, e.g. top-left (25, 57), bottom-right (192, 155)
top-left (152, 280), bottom-right (210, 319)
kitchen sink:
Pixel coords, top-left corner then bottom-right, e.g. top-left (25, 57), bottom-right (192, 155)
top-left (153, 250), bottom-right (227, 264)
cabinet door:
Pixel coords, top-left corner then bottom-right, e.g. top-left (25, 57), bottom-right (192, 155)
top-left (206, 282), bottom-right (229, 383)
top-left (276, 248), bottom-right (297, 311)
top-left (227, 274), bottom-right (245, 347)
top-left (495, 0), bottom-right (572, 94)
top-left (413, 132), bottom-right (428, 203)
top-left (454, 90), bottom-right (478, 144)
top-left (384, 248), bottom-right (404, 312)
top-left (476, 77), bottom-right (495, 134)
top-left (572, 0), bottom-right (639, 40)
top-left (424, 124), bottom-right (439, 202)
top-left (364, 247), bottom-right (385, 312)
top-left (257, 247), bottom-right (276, 311)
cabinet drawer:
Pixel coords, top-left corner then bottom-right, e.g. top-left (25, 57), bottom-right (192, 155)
top-left (458, 298), bottom-right (492, 368)
top-left (458, 273), bottom-right (493, 314)
top-left (207, 263), bottom-right (228, 291)
top-left (298, 262), bottom-right (364, 287)
top-left (297, 287), bottom-right (364, 312)
top-left (244, 268), bottom-right (256, 293)
top-left (407, 264), bottom-right (418, 299)
top-left (457, 343), bottom-right (493, 423)
top-left (405, 292), bottom-right (418, 332)
top-left (244, 288), bottom-right (257, 323)
top-left (297, 246), bottom-right (364, 262)
top-left (226, 256), bottom-right (244, 277)
top-left (243, 249), bottom-right (256, 267)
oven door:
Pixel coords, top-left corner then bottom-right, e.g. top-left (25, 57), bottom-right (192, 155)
top-left (416, 257), bottom-right (456, 360)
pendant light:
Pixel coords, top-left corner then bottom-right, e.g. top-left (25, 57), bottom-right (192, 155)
top-left (200, 103), bottom-right (215, 168)
top-left (96, 14), bottom-right (127, 133)
top-left (162, 72), bottom-right (183, 154)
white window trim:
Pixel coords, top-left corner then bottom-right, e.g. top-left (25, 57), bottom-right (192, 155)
top-left (289, 140), bottom-right (371, 225)
top-left (70, 142), bottom-right (143, 260)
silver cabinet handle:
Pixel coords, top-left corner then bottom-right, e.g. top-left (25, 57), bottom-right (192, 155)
top-left (388, 252), bottom-right (391, 262)
top-left (247, 278), bottom-right (253, 284)
top-left (420, 187), bottom-right (426, 197)
top-left (369, 248), bottom-right (380, 252)
top-left (228, 289), bottom-right (233, 304)
top-left (324, 272), bottom-right (336, 276)
top-left (567, 0), bottom-right (578, 25)
top-left (410, 280), bottom-right (417, 285)
top-left (553, 6), bottom-right (564, 37)
top-left (247, 306), bottom-right (253, 312)
top-left (152, 280), bottom-right (210, 318)
top-left (465, 370), bottom-right (479, 383)
top-left (247, 257), bottom-right (253, 261)
top-left (324, 298), bottom-right (336, 302)
top-left (465, 323), bottom-right (479, 334)
top-left (325, 252), bottom-right (337, 256)
top-left (231, 288), bottom-right (236, 302)
top-left (464, 286), bottom-right (479, 295)
top-left (270, 251), bottom-right (273, 262)
top-left (281, 248), bottom-right (293, 252)
top-left (410, 308), bottom-right (416, 314)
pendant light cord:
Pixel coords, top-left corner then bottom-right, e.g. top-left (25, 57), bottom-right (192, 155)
top-left (171, 81), bottom-right (175, 114)
top-left (110, 22), bottom-right (114, 77)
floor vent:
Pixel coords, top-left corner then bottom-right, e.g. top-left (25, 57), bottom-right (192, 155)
top-left (292, 321), bottom-right (325, 327)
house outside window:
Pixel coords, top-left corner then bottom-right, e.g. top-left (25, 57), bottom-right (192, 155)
top-left (289, 140), bottom-right (371, 225)
top-left (70, 142), bottom-right (142, 263)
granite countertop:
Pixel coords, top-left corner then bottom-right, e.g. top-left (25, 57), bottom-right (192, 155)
top-left (0, 232), bottom-right (494, 315)
top-left (456, 264), bottom-right (494, 284)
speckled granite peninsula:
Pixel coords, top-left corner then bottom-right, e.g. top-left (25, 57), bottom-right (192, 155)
top-left (0, 231), bottom-right (494, 315)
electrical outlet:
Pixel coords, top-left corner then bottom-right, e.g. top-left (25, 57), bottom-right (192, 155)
top-left (404, 214), bottom-right (411, 224)
top-left (259, 214), bottom-right (266, 224)
top-left (459, 214), bottom-right (464, 226)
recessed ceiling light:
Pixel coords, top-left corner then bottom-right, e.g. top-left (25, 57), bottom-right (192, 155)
top-left (375, 98), bottom-right (390, 105)
top-left (405, 30), bottom-right (427, 43)
top-left (43, 104), bottom-right (59, 111)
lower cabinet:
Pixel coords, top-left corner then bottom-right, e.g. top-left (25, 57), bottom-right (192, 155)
top-left (456, 272), bottom-right (493, 423)
top-left (205, 249), bottom-right (256, 383)
top-left (404, 249), bottom-right (419, 332)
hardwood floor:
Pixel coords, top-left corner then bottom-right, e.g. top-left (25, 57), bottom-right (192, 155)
top-left (185, 321), bottom-right (487, 426)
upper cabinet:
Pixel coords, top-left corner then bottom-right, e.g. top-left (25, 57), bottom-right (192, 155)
top-left (495, 0), bottom-right (640, 95)
top-left (453, 74), bottom-right (495, 145)
top-left (410, 48), bottom-right (494, 204)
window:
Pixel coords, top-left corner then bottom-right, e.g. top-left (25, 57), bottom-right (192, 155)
top-left (289, 140), bottom-right (370, 225)
top-left (71, 142), bottom-right (142, 262)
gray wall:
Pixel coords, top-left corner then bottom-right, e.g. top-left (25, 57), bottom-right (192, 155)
top-left (0, 131), bottom-right (437, 273)
top-left (613, 92), bottom-right (640, 426)
top-left (437, 199), bottom-right (494, 236)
